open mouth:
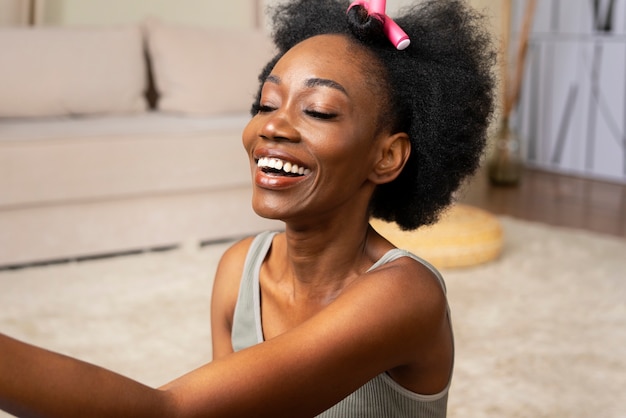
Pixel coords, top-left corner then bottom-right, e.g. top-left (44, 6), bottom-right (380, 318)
top-left (257, 157), bottom-right (311, 177)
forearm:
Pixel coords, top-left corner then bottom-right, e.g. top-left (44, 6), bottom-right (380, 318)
top-left (0, 334), bottom-right (175, 418)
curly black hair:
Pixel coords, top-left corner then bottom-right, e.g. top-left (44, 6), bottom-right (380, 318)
top-left (252, 0), bottom-right (496, 230)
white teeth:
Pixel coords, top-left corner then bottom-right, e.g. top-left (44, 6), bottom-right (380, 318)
top-left (257, 157), bottom-right (311, 176)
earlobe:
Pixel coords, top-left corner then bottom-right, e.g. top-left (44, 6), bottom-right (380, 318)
top-left (369, 133), bottom-right (410, 184)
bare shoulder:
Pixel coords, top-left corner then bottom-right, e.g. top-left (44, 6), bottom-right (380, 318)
top-left (355, 254), bottom-right (448, 323)
top-left (332, 254), bottom-right (452, 393)
top-left (316, 253), bottom-right (449, 360)
top-left (212, 236), bottom-right (257, 297)
top-left (210, 235), bottom-right (257, 359)
top-left (217, 236), bottom-right (257, 274)
top-left (354, 257), bottom-right (454, 394)
top-left (374, 255), bottom-right (449, 344)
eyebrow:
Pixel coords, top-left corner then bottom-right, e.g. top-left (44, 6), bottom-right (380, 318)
top-left (265, 75), bottom-right (348, 96)
top-left (305, 78), bottom-right (348, 96)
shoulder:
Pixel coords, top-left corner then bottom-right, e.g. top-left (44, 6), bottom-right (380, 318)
top-left (210, 235), bottom-right (259, 359)
top-left (337, 253), bottom-right (450, 363)
top-left (212, 235), bottom-right (257, 292)
top-left (361, 251), bottom-right (446, 311)
top-left (217, 235), bottom-right (257, 271)
top-left (328, 251), bottom-right (448, 352)
top-left (330, 254), bottom-right (452, 392)
top-left (360, 254), bottom-right (447, 330)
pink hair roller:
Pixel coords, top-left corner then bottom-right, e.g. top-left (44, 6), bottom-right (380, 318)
top-left (348, 0), bottom-right (411, 50)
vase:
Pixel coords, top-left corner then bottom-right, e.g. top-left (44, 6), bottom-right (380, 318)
top-left (487, 118), bottom-right (523, 186)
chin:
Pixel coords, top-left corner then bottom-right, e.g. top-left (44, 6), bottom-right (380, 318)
top-left (251, 196), bottom-right (287, 221)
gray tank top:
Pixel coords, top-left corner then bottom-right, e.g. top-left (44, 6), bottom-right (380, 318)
top-left (231, 231), bottom-right (452, 417)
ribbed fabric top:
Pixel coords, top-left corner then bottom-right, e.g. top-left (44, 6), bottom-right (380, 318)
top-left (231, 231), bottom-right (452, 417)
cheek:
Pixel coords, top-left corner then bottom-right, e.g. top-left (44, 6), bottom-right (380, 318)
top-left (313, 132), bottom-right (374, 180)
top-left (324, 125), bottom-right (375, 160)
top-left (241, 118), bottom-right (258, 153)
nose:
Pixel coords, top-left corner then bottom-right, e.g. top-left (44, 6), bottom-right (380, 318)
top-left (259, 108), bottom-right (300, 143)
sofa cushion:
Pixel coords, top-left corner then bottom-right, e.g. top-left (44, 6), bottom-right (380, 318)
top-left (0, 25), bottom-right (147, 118)
top-left (145, 19), bottom-right (275, 116)
top-left (0, 113), bottom-right (253, 207)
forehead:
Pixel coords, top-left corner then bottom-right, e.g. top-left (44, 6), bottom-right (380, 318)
top-left (284, 34), bottom-right (360, 62)
top-left (271, 34), bottom-right (380, 93)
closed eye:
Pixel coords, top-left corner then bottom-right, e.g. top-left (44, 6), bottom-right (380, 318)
top-left (259, 105), bottom-right (277, 113)
top-left (253, 104), bottom-right (276, 114)
top-left (252, 103), bottom-right (337, 120)
top-left (305, 110), bottom-right (338, 120)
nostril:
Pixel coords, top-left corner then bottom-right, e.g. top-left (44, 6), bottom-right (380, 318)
top-left (259, 115), bottom-right (300, 143)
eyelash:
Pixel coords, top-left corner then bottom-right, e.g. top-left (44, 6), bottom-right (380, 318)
top-left (305, 110), bottom-right (337, 120)
top-left (253, 104), bottom-right (337, 121)
top-left (253, 104), bottom-right (274, 113)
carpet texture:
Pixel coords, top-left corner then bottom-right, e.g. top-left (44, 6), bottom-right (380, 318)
top-left (1, 217), bottom-right (624, 417)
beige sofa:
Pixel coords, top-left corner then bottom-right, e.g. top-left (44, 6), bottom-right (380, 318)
top-left (0, 20), bottom-right (281, 267)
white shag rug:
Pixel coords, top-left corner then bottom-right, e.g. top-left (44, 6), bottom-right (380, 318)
top-left (1, 217), bottom-right (625, 418)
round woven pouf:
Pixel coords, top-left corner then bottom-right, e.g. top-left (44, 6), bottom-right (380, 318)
top-left (370, 204), bottom-right (503, 269)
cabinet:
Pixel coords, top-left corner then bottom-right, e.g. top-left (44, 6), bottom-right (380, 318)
top-left (514, 0), bottom-right (626, 183)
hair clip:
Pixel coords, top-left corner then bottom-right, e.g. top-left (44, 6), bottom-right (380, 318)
top-left (348, 0), bottom-right (410, 50)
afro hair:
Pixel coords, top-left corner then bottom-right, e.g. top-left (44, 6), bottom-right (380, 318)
top-left (252, 0), bottom-right (496, 230)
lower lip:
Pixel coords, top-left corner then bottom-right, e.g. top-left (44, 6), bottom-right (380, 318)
top-left (254, 169), bottom-right (309, 189)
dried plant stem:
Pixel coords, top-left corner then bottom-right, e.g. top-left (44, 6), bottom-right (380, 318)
top-left (503, 0), bottom-right (537, 119)
top-left (500, 0), bottom-right (512, 117)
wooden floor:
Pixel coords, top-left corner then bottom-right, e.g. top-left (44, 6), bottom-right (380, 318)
top-left (458, 166), bottom-right (626, 238)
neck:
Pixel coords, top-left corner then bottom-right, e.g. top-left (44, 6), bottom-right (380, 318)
top-left (277, 216), bottom-right (376, 297)
top-left (266, 185), bottom-right (389, 299)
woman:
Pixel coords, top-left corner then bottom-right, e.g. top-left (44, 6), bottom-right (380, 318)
top-left (0, 0), bottom-right (494, 416)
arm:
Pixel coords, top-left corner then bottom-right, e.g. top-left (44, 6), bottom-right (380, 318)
top-left (1, 257), bottom-right (449, 418)
top-left (0, 238), bottom-right (251, 418)
top-left (0, 334), bottom-right (175, 418)
top-left (159, 258), bottom-right (450, 417)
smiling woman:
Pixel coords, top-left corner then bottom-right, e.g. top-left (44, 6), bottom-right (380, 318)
top-left (0, 0), bottom-right (495, 417)
top-left (243, 34), bottom-right (393, 218)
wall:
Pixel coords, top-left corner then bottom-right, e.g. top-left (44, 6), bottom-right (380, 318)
top-left (0, 0), bottom-right (30, 25)
top-left (6, 0), bottom-right (501, 32)
top-left (514, 0), bottom-right (626, 183)
top-left (33, 0), bottom-right (259, 28)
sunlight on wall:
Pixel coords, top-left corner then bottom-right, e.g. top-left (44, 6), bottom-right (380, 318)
top-left (0, 0), bottom-right (29, 25)
top-left (37, 0), bottom-right (502, 34)
top-left (40, 0), bottom-right (258, 27)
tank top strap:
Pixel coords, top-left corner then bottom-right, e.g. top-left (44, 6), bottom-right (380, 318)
top-left (366, 248), bottom-right (447, 293)
top-left (231, 231), bottom-right (277, 352)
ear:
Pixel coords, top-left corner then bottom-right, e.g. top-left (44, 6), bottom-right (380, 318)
top-left (369, 132), bottom-right (411, 185)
